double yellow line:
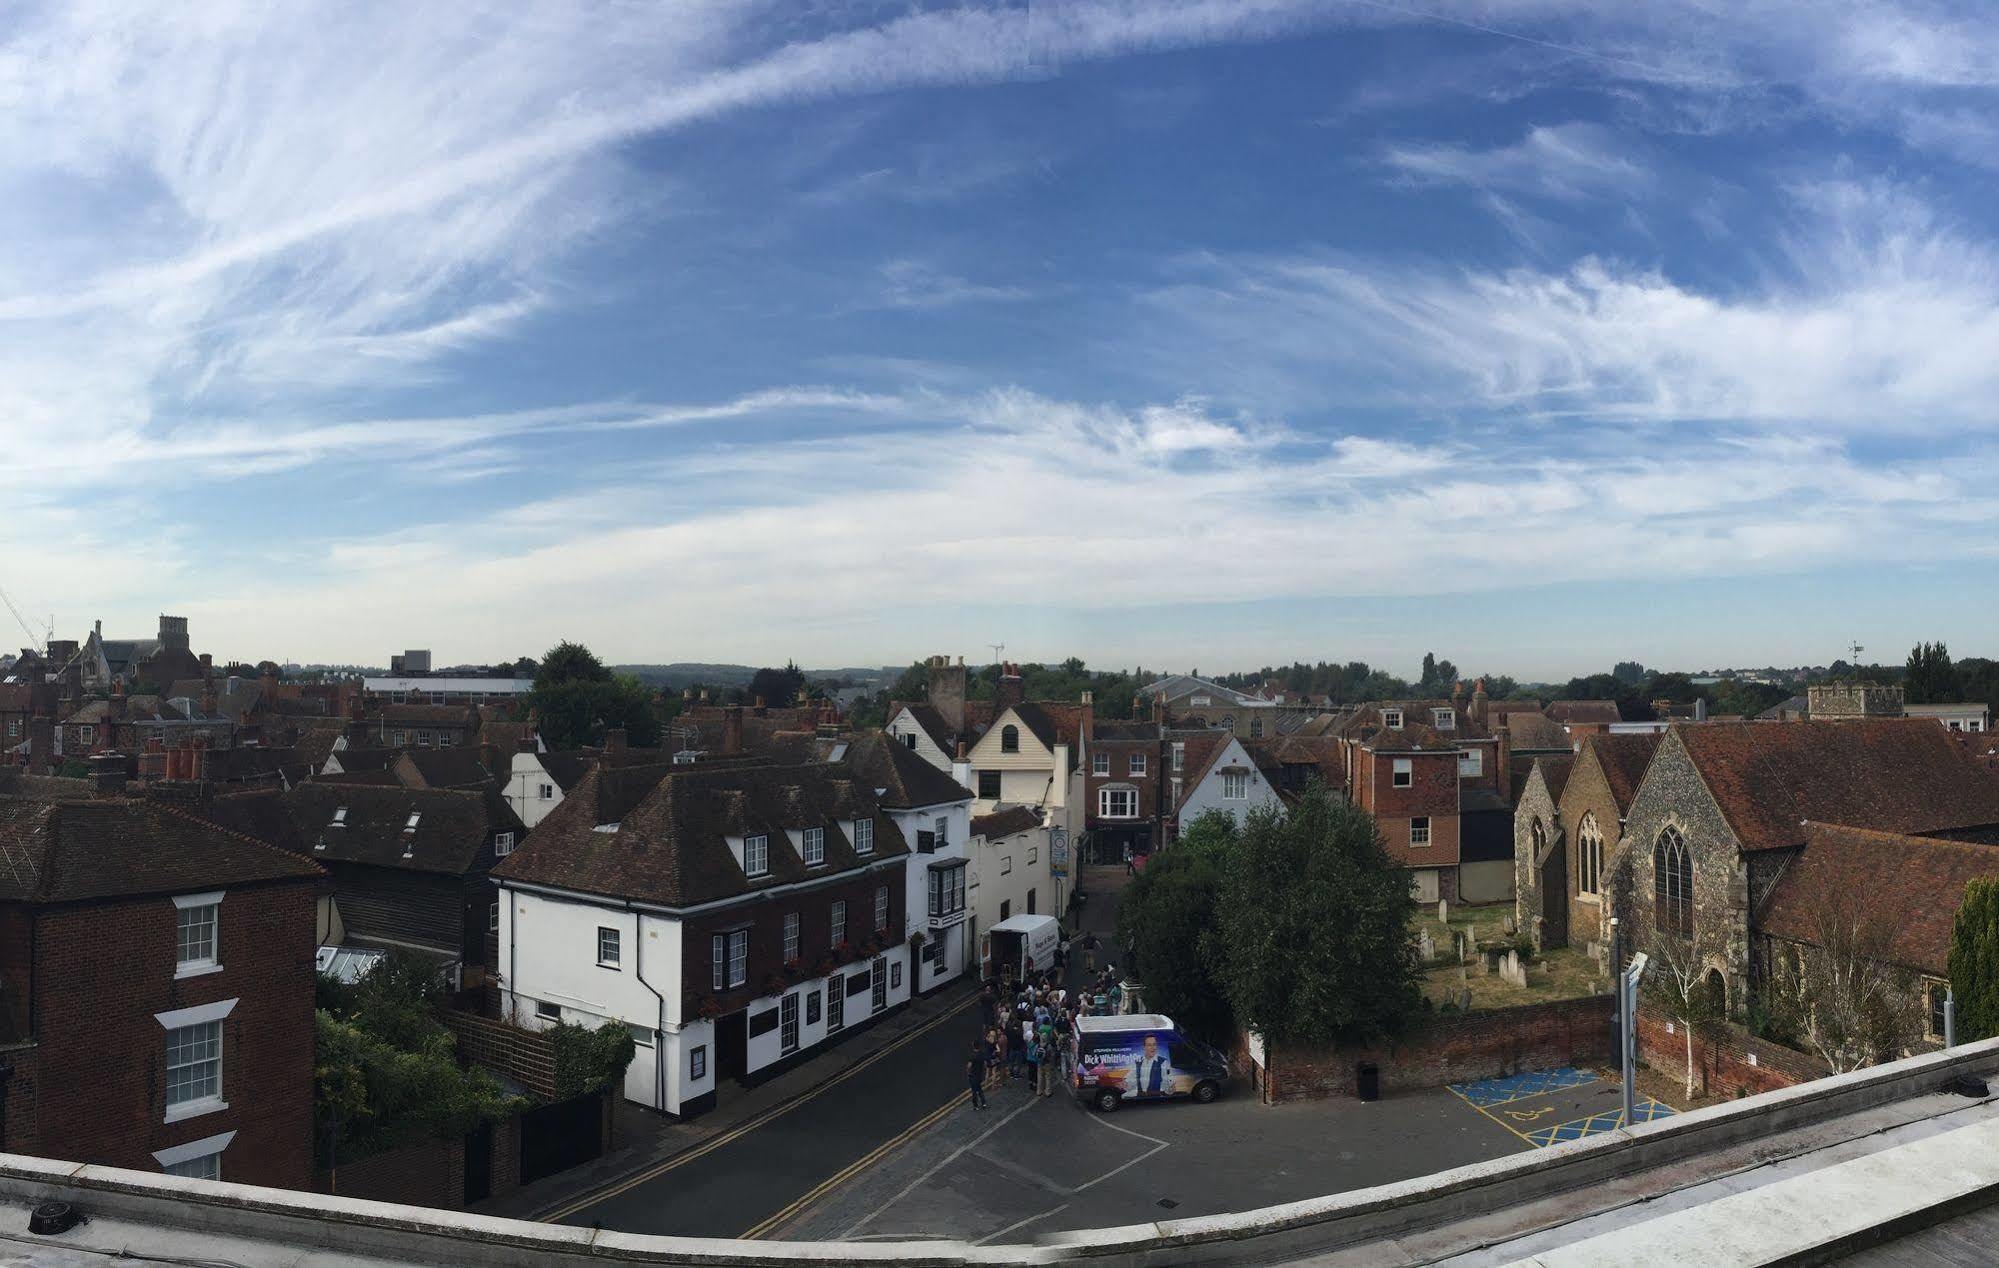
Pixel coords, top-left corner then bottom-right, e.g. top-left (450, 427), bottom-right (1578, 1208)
top-left (740, 1091), bottom-right (962, 1239)
top-left (539, 989), bottom-right (977, 1225)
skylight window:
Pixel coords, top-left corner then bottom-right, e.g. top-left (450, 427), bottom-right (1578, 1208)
top-left (331, 807), bottom-right (347, 826)
top-left (403, 812), bottom-right (421, 833)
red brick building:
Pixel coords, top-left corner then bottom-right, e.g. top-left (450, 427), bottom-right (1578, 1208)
top-left (0, 794), bottom-right (322, 1186)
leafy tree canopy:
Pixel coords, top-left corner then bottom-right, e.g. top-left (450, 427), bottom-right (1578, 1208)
top-left (527, 643), bottom-right (661, 749)
top-left (1905, 641), bottom-right (1958, 705)
top-left (747, 661), bottom-right (807, 709)
top-left (1949, 877), bottom-right (1999, 1042)
top-left (1215, 785), bottom-right (1422, 1047)
top-left (1116, 810), bottom-right (1238, 1043)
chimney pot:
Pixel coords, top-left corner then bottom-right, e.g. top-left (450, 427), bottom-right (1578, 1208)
top-left (722, 705), bottom-right (744, 755)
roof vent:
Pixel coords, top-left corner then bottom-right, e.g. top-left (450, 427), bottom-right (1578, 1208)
top-left (29, 1201), bottom-right (79, 1236)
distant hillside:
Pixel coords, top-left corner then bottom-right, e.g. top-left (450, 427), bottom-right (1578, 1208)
top-left (613, 664), bottom-right (901, 689)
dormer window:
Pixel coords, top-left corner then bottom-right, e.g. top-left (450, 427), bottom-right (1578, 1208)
top-left (744, 834), bottom-right (769, 877)
top-left (854, 819), bottom-right (874, 855)
top-left (1383, 709), bottom-right (1403, 729)
top-left (803, 827), bottom-right (825, 866)
top-left (1433, 709), bottom-right (1454, 730)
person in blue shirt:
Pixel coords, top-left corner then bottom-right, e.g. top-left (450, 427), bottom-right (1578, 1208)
top-left (1123, 1033), bottom-right (1174, 1100)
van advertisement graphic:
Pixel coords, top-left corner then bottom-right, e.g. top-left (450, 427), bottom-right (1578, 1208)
top-left (1076, 1030), bottom-right (1195, 1100)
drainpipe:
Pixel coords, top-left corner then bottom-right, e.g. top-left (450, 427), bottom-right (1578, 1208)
top-left (505, 881), bottom-right (517, 1025)
top-left (633, 909), bottom-right (668, 1113)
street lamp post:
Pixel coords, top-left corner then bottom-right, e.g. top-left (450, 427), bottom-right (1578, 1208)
top-left (1621, 951), bottom-right (1651, 1129)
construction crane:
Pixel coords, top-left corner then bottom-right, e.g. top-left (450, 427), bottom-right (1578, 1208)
top-left (0, 582), bottom-right (50, 649)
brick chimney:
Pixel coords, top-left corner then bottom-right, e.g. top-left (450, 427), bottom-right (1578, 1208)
top-left (191, 734), bottom-right (208, 782)
top-left (994, 662), bottom-right (1024, 716)
top-left (753, 696), bottom-right (767, 718)
top-left (927, 655), bottom-right (969, 734)
top-left (1496, 730), bottom-right (1513, 803)
top-left (89, 751), bottom-right (125, 797)
top-left (1470, 678), bottom-right (1489, 729)
top-left (519, 711), bottom-right (541, 756)
top-left (26, 717), bottom-right (52, 775)
top-left (604, 726), bottom-right (627, 757)
top-left (1150, 692), bottom-right (1165, 725)
top-left (1079, 690), bottom-right (1095, 750)
top-left (1451, 679), bottom-right (1468, 714)
top-left (722, 705), bottom-right (743, 755)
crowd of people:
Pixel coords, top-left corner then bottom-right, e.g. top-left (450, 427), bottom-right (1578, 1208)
top-left (962, 940), bottom-right (1131, 1111)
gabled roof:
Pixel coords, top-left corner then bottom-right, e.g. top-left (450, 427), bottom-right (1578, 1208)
top-left (1582, 732), bottom-right (1662, 814)
top-left (1135, 675), bottom-right (1263, 707)
top-left (0, 796), bottom-right (322, 904)
top-left (1241, 735), bottom-right (1345, 789)
top-left (972, 805), bottom-right (1042, 840)
top-left (1531, 753), bottom-right (1577, 804)
top-left (395, 747), bottom-right (495, 790)
top-left (535, 750), bottom-right (593, 793)
top-left (493, 762), bottom-right (905, 908)
top-left (1760, 823), bottom-right (1999, 975)
top-left (327, 747), bottom-right (398, 773)
top-left (1547, 700), bottom-right (1623, 725)
top-left (1008, 701), bottom-right (1084, 752)
top-left (378, 703), bottom-right (480, 727)
top-left (1674, 720), bottom-right (1999, 852)
top-left (842, 732), bottom-right (973, 809)
top-left (0, 772), bottom-right (95, 799)
top-left (60, 696), bottom-right (188, 725)
top-left (1502, 712), bottom-right (1574, 752)
top-left (210, 782), bottom-right (521, 876)
top-left (892, 703), bottom-right (957, 755)
top-left (1356, 719), bottom-right (1467, 753)
top-left (1090, 720), bottom-right (1161, 744)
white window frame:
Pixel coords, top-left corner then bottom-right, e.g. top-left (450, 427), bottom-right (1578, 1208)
top-left (1099, 787), bottom-right (1137, 818)
top-left (780, 991), bottom-right (800, 1055)
top-left (1222, 772), bottom-right (1248, 800)
top-left (933, 815), bottom-right (949, 850)
top-left (597, 926), bottom-right (621, 968)
top-left (1392, 758), bottom-right (1413, 788)
top-left (1410, 816), bottom-right (1431, 847)
top-left (1433, 708), bottom-right (1454, 730)
top-left (803, 827), bottom-right (825, 866)
top-left (853, 819), bottom-right (874, 855)
top-left (536, 999), bottom-right (561, 1022)
top-left (1129, 753), bottom-right (1147, 777)
top-left (173, 891), bottom-right (224, 980)
top-left (538, 782), bottom-right (554, 800)
top-left (784, 912), bottom-right (800, 962)
top-left (156, 998), bottom-right (236, 1125)
top-left (494, 831), bottom-right (515, 857)
top-left (1383, 709), bottom-right (1403, 729)
top-left (874, 885), bottom-right (890, 932)
top-left (1092, 752), bottom-right (1110, 777)
top-left (831, 900), bottom-right (847, 948)
top-left (744, 834), bottom-right (770, 877)
top-left (1458, 748), bottom-right (1483, 777)
top-left (153, 1129), bottom-right (236, 1180)
top-left (489, 901), bottom-right (500, 933)
top-left (726, 929), bottom-right (748, 988)
top-left (1172, 742), bottom-right (1185, 773)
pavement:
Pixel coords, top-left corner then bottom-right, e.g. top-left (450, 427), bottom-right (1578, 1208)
top-left (474, 972), bottom-right (987, 1234)
top-left (770, 864), bottom-right (1538, 1245)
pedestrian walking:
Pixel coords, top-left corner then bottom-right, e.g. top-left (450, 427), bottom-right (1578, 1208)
top-left (966, 1041), bottom-right (988, 1111)
top-left (1084, 932), bottom-right (1099, 972)
top-left (982, 1027), bottom-right (1001, 1091)
top-left (1006, 1019), bottom-right (1026, 1079)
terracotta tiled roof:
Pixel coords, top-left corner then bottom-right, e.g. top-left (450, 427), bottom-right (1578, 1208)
top-left (1585, 732), bottom-right (1662, 814)
top-left (1760, 823), bottom-right (1999, 974)
top-left (842, 732), bottom-right (973, 809)
top-left (1675, 720), bottom-right (1999, 852)
top-left (1241, 735), bottom-right (1345, 788)
top-left (1547, 700), bottom-right (1623, 725)
top-left (1503, 712), bottom-right (1574, 752)
top-left (0, 795), bottom-right (323, 903)
top-left (971, 805), bottom-right (1042, 839)
top-left (494, 762), bottom-right (906, 908)
top-left (1533, 753), bottom-right (1577, 804)
top-left (1011, 701), bottom-right (1084, 751)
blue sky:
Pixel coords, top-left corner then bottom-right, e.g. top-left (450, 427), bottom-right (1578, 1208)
top-left (4, 1), bottom-right (1998, 680)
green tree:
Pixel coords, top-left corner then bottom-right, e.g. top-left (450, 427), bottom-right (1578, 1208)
top-left (1215, 786), bottom-right (1421, 1047)
top-left (1905, 641), bottom-right (1958, 704)
top-left (1612, 661), bottom-right (1648, 686)
top-left (315, 952), bottom-right (520, 1163)
top-left (1115, 811), bottom-right (1238, 1042)
top-left (528, 642), bottom-right (660, 749)
top-left (747, 661), bottom-right (807, 708)
top-left (1948, 878), bottom-right (1999, 1042)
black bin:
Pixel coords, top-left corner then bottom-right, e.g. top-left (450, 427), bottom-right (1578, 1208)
top-left (1357, 1061), bottom-right (1380, 1102)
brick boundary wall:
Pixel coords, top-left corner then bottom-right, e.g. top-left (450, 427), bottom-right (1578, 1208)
top-left (441, 1010), bottom-right (559, 1099)
top-left (319, 1135), bottom-right (463, 1209)
top-left (1635, 1003), bottom-right (1825, 1100)
top-left (1235, 995), bottom-right (1615, 1103)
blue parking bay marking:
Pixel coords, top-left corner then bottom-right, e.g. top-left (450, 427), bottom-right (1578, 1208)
top-left (1522, 1098), bottom-right (1676, 1148)
top-left (1447, 1067), bottom-right (1598, 1109)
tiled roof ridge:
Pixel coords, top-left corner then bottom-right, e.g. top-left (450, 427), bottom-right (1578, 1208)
top-left (147, 799), bottom-right (327, 880)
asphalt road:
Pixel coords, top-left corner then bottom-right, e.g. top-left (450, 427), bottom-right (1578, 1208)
top-left (555, 990), bottom-right (986, 1238)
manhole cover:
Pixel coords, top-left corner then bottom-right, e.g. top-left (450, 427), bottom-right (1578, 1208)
top-left (1156, 1198), bottom-right (1178, 1210)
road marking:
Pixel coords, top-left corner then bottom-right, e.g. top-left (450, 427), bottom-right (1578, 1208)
top-left (974, 1202), bottom-right (1070, 1246)
top-left (842, 1093), bottom-right (1042, 1238)
top-left (741, 1092), bottom-right (963, 1239)
top-left (538, 988), bottom-right (978, 1224)
top-left (1073, 1140), bottom-right (1169, 1194)
top-left (1081, 1108), bottom-right (1169, 1147)
top-left (1446, 1082), bottom-right (1542, 1149)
